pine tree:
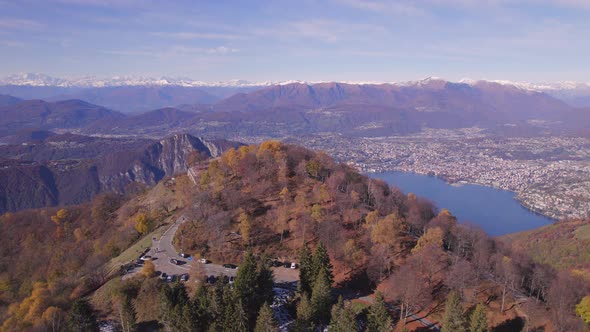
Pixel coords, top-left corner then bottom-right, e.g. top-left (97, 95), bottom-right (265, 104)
top-left (234, 250), bottom-right (260, 325)
top-left (469, 304), bottom-right (489, 332)
top-left (441, 291), bottom-right (466, 332)
top-left (294, 294), bottom-right (314, 332)
top-left (311, 269), bottom-right (333, 325)
top-left (254, 302), bottom-right (278, 332)
top-left (256, 256), bottom-right (275, 311)
top-left (329, 297), bottom-right (357, 332)
top-left (298, 243), bottom-right (313, 295)
top-left (224, 298), bottom-right (248, 332)
top-left (312, 242), bottom-right (334, 288)
top-left (367, 292), bottom-right (392, 332)
top-left (67, 299), bottom-right (99, 332)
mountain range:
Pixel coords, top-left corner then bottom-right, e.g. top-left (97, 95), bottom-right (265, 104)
top-left (0, 79), bottom-right (588, 140)
top-left (2, 73), bottom-right (590, 111)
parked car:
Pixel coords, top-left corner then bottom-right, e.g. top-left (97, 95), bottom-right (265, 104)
top-left (135, 259), bottom-right (144, 265)
top-left (290, 262), bottom-right (298, 269)
top-left (198, 258), bottom-right (209, 264)
top-left (283, 262), bottom-right (291, 268)
top-left (166, 275), bottom-right (175, 283)
top-left (180, 273), bottom-right (189, 282)
top-left (180, 253), bottom-right (190, 258)
top-left (206, 275), bottom-right (217, 284)
top-left (140, 255), bottom-right (152, 261)
top-left (271, 260), bottom-right (283, 267)
top-left (170, 258), bottom-right (184, 265)
top-left (228, 276), bottom-right (235, 284)
top-left (159, 272), bottom-right (167, 280)
top-left (223, 263), bottom-right (238, 269)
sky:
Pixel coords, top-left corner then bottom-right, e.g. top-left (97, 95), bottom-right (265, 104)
top-left (0, 0), bottom-right (589, 83)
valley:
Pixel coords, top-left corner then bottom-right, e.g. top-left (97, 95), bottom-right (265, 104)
top-left (288, 129), bottom-right (590, 220)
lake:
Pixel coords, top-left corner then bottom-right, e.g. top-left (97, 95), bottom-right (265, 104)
top-left (370, 171), bottom-right (553, 236)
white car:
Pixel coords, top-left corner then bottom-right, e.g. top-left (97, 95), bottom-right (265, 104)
top-left (140, 255), bottom-right (152, 261)
top-left (290, 262), bottom-right (298, 269)
top-left (198, 258), bottom-right (208, 264)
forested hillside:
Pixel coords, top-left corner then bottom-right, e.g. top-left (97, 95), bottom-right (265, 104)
top-left (0, 141), bottom-right (588, 331)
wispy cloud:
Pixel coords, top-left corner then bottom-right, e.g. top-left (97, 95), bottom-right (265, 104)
top-left (102, 45), bottom-right (238, 58)
top-left (0, 18), bottom-right (43, 30)
top-left (253, 19), bottom-right (388, 44)
top-left (150, 31), bottom-right (244, 41)
top-left (335, 0), bottom-right (426, 16)
top-left (0, 39), bottom-right (26, 47)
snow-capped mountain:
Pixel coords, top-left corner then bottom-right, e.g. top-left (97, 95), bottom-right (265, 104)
top-left (0, 73), bottom-right (288, 88)
top-left (2, 73), bottom-right (588, 91)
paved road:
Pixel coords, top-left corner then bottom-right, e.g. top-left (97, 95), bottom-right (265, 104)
top-left (127, 214), bottom-right (298, 283)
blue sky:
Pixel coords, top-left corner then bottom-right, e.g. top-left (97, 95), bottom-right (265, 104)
top-left (0, 0), bottom-right (589, 82)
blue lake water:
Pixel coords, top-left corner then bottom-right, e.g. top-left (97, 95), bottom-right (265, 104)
top-left (370, 171), bottom-right (553, 236)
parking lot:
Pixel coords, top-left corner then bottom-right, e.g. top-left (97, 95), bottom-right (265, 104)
top-left (124, 215), bottom-right (299, 283)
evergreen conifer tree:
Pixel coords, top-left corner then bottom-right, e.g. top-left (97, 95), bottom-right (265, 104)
top-left (328, 296), bottom-right (357, 332)
top-left (367, 292), bottom-right (392, 332)
top-left (67, 299), bottom-right (99, 332)
top-left (298, 243), bottom-right (313, 295)
top-left (254, 302), bottom-right (278, 332)
top-left (469, 304), bottom-right (489, 332)
top-left (441, 291), bottom-right (466, 332)
top-left (234, 250), bottom-right (260, 325)
top-left (310, 269), bottom-right (333, 325)
top-left (294, 294), bottom-right (314, 332)
top-left (312, 242), bottom-right (334, 288)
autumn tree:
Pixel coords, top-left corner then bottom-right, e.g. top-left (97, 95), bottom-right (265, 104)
top-left (367, 292), bottom-right (392, 332)
top-left (412, 226), bottom-right (444, 254)
top-left (42, 306), bottom-right (66, 332)
top-left (469, 303), bottom-right (489, 332)
top-left (441, 291), bottom-right (466, 332)
top-left (134, 213), bottom-right (151, 235)
top-left (134, 277), bottom-right (162, 323)
top-left (576, 296), bottom-right (590, 324)
top-left (548, 272), bottom-right (586, 332)
top-left (238, 211), bottom-right (253, 245)
top-left (141, 260), bottom-right (156, 277)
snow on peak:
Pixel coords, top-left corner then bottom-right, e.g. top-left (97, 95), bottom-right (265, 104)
top-left (1, 73), bottom-right (588, 92)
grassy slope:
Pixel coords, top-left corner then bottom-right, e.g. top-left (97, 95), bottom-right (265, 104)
top-left (502, 219), bottom-right (590, 272)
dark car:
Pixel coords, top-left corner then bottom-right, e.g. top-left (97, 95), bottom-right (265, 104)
top-left (223, 263), bottom-right (238, 269)
top-left (180, 273), bottom-right (189, 282)
top-left (283, 262), bottom-right (291, 268)
top-left (159, 272), bottom-right (167, 280)
top-left (206, 275), bottom-right (217, 284)
top-left (170, 258), bottom-right (184, 265)
top-left (271, 260), bottom-right (283, 267)
top-left (179, 253), bottom-right (190, 258)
